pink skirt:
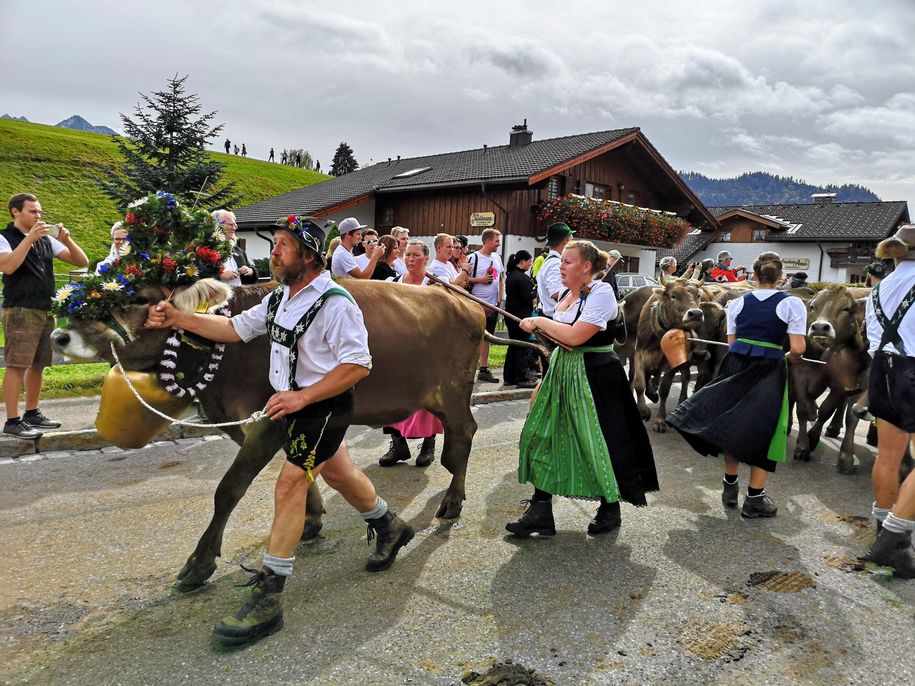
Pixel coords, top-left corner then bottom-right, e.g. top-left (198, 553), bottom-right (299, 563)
top-left (389, 409), bottom-right (443, 438)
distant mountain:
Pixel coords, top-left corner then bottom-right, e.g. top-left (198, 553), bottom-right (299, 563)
top-left (680, 171), bottom-right (880, 206)
top-left (1, 114), bottom-right (30, 122)
top-left (55, 114), bottom-right (117, 136)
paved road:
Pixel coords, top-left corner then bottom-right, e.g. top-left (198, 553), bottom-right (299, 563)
top-left (2, 400), bottom-right (913, 685)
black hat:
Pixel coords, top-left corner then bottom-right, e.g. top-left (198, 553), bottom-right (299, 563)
top-left (546, 222), bottom-right (574, 244)
top-left (864, 260), bottom-right (888, 278)
top-left (274, 215), bottom-right (328, 262)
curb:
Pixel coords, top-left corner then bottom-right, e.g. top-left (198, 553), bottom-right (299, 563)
top-left (1, 389), bottom-right (533, 459)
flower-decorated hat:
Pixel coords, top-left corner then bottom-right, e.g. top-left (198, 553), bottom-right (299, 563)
top-left (273, 215), bottom-right (328, 264)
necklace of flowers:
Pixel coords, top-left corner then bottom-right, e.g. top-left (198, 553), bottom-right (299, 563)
top-left (158, 305), bottom-right (232, 399)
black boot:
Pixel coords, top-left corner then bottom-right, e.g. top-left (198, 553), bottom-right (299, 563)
top-left (722, 479), bottom-right (739, 508)
top-left (505, 499), bottom-right (556, 537)
top-left (866, 529), bottom-right (915, 579)
top-left (415, 436), bottom-right (436, 467)
top-left (365, 511), bottom-right (415, 572)
top-left (379, 435), bottom-right (411, 466)
top-left (212, 566), bottom-right (286, 648)
top-left (588, 500), bottom-right (621, 535)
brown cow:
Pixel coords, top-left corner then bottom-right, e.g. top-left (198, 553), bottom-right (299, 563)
top-left (613, 285), bottom-right (654, 383)
top-left (632, 281), bottom-right (705, 432)
top-left (51, 279), bottom-right (486, 591)
top-left (790, 285), bottom-right (870, 473)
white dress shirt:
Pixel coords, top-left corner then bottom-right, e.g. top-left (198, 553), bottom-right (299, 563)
top-left (331, 244), bottom-right (358, 278)
top-left (230, 272), bottom-right (372, 391)
top-left (536, 250), bottom-right (563, 317)
top-left (551, 281), bottom-right (617, 330)
top-left (726, 290), bottom-right (807, 336)
top-left (866, 261), bottom-right (915, 355)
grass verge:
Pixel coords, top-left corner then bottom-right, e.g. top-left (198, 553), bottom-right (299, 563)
top-left (0, 363), bottom-right (108, 400)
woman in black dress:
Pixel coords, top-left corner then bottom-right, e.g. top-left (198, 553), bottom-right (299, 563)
top-left (370, 235), bottom-right (399, 281)
top-left (504, 250), bottom-right (537, 388)
top-left (668, 252), bottom-right (807, 518)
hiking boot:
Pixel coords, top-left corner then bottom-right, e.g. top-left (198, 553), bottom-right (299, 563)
top-left (22, 409), bottom-right (61, 429)
top-left (722, 479), bottom-right (739, 508)
top-left (741, 493), bottom-right (778, 519)
top-left (866, 529), bottom-right (915, 578)
top-left (516, 379), bottom-right (538, 389)
top-left (505, 499), bottom-right (556, 537)
top-left (415, 436), bottom-right (436, 467)
top-left (378, 435), bottom-right (411, 467)
top-left (365, 511), bottom-right (414, 572)
top-left (3, 419), bottom-right (42, 440)
top-left (477, 368), bottom-right (499, 383)
top-left (588, 500), bottom-right (621, 535)
top-left (212, 566), bottom-right (286, 648)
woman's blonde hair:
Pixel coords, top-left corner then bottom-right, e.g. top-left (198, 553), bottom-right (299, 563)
top-left (324, 236), bottom-right (341, 264)
top-left (565, 240), bottom-right (609, 274)
top-left (405, 238), bottom-right (429, 257)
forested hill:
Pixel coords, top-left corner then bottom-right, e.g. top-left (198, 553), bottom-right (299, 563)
top-left (679, 171), bottom-right (880, 206)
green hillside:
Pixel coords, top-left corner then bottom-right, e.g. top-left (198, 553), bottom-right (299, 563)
top-left (0, 118), bottom-right (328, 262)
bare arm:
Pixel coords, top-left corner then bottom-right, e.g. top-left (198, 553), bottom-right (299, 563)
top-left (0, 224), bottom-right (50, 274)
top-left (265, 363), bottom-right (370, 419)
top-left (522, 315), bottom-right (601, 348)
top-left (144, 301), bottom-right (241, 343)
top-left (787, 333), bottom-right (806, 359)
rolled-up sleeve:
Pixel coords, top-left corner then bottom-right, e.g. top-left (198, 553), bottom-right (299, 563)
top-left (322, 299), bottom-right (373, 369)
top-left (230, 293), bottom-right (271, 342)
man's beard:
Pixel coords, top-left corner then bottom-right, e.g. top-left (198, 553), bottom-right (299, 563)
top-left (270, 257), bottom-right (307, 285)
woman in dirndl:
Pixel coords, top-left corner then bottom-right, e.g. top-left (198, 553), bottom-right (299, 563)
top-left (378, 239), bottom-right (444, 468)
top-left (506, 240), bottom-right (659, 536)
top-left (667, 252), bottom-right (807, 518)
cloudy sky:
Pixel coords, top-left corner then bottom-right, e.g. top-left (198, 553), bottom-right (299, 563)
top-left (3, 0), bottom-right (914, 208)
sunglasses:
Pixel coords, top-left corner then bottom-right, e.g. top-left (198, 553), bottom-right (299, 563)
top-left (365, 239), bottom-right (378, 244)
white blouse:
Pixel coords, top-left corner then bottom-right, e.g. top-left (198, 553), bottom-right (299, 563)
top-left (550, 280), bottom-right (617, 330)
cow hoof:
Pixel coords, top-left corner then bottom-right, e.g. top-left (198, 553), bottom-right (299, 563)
top-left (646, 390), bottom-right (660, 403)
top-left (793, 449), bottom-right (811, 462)
top-left (436, 500), bottom-right (463, 520)
top-left (175, 556), bottom-right (216, 593)
top-left (652, 420), bottom-right (667, 433)
top-left (638, 407), bottom-right (652, 422)
top-left (837, 455), bottom-right (858, 475)
top-left (300, 518), bottom-right (324, 542)
top-left (825, 426), bottom-right (841, 439)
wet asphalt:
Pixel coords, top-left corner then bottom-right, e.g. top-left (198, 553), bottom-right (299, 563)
top-left (1, 393), bottom-right (914, 685)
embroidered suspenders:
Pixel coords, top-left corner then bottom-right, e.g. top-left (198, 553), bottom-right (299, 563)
top-left (265, 285), bottom-right (355, 389)
top-left (872, 281), bottom-right (915, 355)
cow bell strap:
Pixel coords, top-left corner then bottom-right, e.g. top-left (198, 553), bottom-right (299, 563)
top-left (267, 286), bottom-right (354, 391)
top-left (872, 281), bottom-right (915, 355)
top-left (736, 337), bottom-right (783, 350)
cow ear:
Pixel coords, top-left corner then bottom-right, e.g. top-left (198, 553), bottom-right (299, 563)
top-left (172, 278), bottom-right (232, 313)
top-left (855, 297), bottom-right (868, 310)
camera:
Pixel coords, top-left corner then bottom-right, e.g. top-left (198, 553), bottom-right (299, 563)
top-left (42, 222), bottom-right (61, 238)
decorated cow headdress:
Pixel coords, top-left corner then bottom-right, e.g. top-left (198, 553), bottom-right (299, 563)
top-left (52, 191), bottom-right (233, 325)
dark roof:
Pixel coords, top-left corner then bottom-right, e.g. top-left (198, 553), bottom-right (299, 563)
top-left (656, 230), bottom-right (715, 264)
top-left (235, 128), bottom-right (640, 226)
top-left (710, 201), bottom-right (910, 242)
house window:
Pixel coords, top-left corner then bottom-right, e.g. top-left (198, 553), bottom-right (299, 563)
top-left (547, 175), bottom-right (565, 200)
top-left (720, 231), bottom-right (732, 242)
top-left (379, 206), bottom-right (394, 227)
top-left (584, 182), bottom-right (609, 200)
top-left (572, 179), bottom-right (582, 195)
top-left (625, 192), bottom-right (635, 204)
top-left (753, 229), bottom-right (767, 241)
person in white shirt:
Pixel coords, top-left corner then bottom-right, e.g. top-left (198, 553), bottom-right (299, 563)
top-left (390, 226), bottom-right (410, 276)
top-left (331, 217), bottom-right (384, 279)
top-left (864, 225), bottom-right (915, 578)
top-left (212, 209), bottom-right (257, 287)
top-left (537, 222), bottom-right (574, 319)
top-left (427, 232), bottom-right (468, 286)
top-left (466, 228), bottom-right (505, 383)
top-left (354, 229), bottom-right (379, 270)
top-left (144, 215), bottom-right (413, 646)
top-left (95, 222), bottom-right (129, 275)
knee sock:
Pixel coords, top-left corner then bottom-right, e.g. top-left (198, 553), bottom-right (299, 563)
top-left (723, 474), bottom-right (738, 485)
top-left (872, 501), bottom-right (891, 525)
top-left (361, 496), bottom-right (388, 521)
top-left (883, 513), bottom-right (915, 535)
top-left (747, 486), bottom-right (765, 497)
top-left (263, 553), bottom-right (295, 577)
top-left (533, 488), bottom-right (553, 502)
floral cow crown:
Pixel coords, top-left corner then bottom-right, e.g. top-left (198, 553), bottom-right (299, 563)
top-left (53, 191), bottom-right (233, 323)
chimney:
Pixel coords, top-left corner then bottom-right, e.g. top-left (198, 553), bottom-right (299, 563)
top-left (482, 144), bottom-right (488, 155)
top-left (396, 155), bottom-right (401, 163)
top-left (811, 192), bottom-right (837, 204)
top-left (509, 118), bottom-right (532, 148)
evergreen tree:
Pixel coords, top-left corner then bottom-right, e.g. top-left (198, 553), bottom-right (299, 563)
top-left (97, 75), bottom-right (239, 209)
top-left (330, 142), bottom-right (358, 176)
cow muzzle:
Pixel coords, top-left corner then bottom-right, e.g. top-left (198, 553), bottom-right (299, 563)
top-left (808, 321), bottom-right (835, 341)
top-left (683, 308), bottom-right (704, 324)
top-left (51, 327), bottom-right (99, 362)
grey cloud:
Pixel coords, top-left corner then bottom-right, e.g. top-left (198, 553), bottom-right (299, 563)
top-left (465, 35), bottom-right (564, 77)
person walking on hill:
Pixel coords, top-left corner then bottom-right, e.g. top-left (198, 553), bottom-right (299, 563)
top-left (241, 144), bottom-right (247, 158)
top-left (224, 138), bottom-right (231, 154)
top-left (233, 144), bottom-right (239, 155)
top-left (281, 149), bottom-right (288, 165)
top-left (268, 147), bottom-right (275, 162)
top-left (1, 193), bottom-right (89, 439)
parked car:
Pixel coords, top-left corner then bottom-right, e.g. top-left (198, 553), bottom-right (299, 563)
top-left (615, 272), bottom-right (659, 296)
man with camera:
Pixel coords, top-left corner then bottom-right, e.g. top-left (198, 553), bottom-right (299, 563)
top-left (0, 193), bottom-right (88, 439)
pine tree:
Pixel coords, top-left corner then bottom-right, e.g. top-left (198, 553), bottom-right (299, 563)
top-left (330, 142), bottom-right (358, 177)
top-left (97, 75), bottom-right (239, 209)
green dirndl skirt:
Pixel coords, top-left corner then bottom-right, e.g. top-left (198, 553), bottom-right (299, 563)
top-left (518, 345), bottom-right (619, 502)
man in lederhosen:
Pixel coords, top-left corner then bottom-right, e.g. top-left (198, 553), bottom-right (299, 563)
top-left (145, 215), bottom-right (415, 645)
top-left (865, 224), bottom-right (915, 578)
